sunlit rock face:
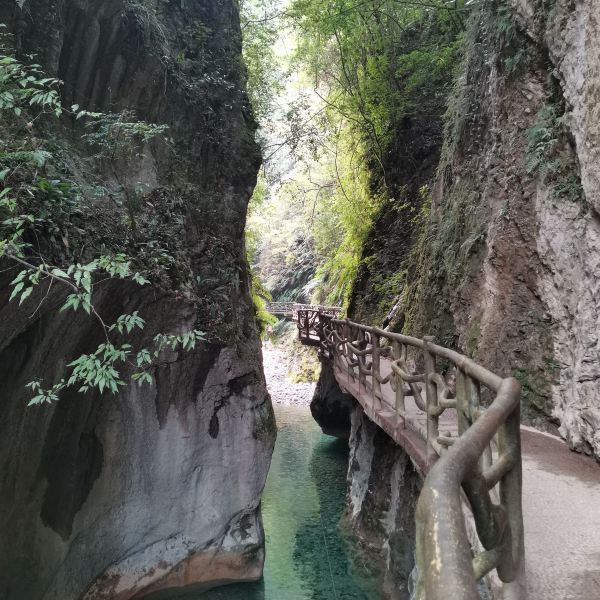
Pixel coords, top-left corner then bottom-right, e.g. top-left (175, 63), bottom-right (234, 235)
top-left (0, 1), bottom-right (275, 598)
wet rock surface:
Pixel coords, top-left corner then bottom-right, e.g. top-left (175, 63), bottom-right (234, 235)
top-left (310, 356), bottom-right (354, 439)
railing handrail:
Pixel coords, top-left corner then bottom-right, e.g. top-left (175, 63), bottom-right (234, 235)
top-left (416, 378), bottom-right (523, 599)
top-left (266, 301), bottom-right (343, 315)
top-left (329, 318), bottom-right (504, 391)
top-left (296, 310), bottom-right (524, 600)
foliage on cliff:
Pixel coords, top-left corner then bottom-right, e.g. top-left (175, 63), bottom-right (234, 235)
top-left (288, 0), bottom-right (465, 319)
top-left (0, 26), bottom-right (210, 403)
top-left (0, 0), bottom-right (263, 404)
top-left (245, 1), bottom-right (465, 309)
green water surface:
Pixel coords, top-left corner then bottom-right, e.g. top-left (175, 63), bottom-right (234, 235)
top-left (200, 405), bottom-right (374, 600)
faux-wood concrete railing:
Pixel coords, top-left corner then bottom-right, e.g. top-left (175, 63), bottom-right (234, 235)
top-left (296, 310), bottom-right (525, 600)
top-left (266, 301), bottom-right (342, 320)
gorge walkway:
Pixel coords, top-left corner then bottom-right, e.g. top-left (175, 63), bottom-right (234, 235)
top-left (266, 303), bottom-right (600, 600)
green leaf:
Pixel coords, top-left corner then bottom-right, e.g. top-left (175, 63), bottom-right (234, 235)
top-left (28, 395), bottom-right (44, 407)
top-left (50, 268), bottom-right (70, 279)
top-left (133, 371), bottom-right (153, 387)
top-left (136, 349), bottom-right (152, 367)
top-left (9, 281), bottom-right (24, 301)
top-left (60, 293), bottom-right (80, 312)
top-left (10, 270), bottom-right (27, 285)
top-left (19, 286), bottom-right (32, 304)
top-left (132, 272), bottom-right (149, 286)
top-left (31, 150), bottom-right (50, 167)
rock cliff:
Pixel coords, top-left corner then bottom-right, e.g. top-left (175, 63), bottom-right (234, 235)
top-left (344, 404), bottom-right (421, 600)
top-left (311, 1), bottom-right (600, 596)
top-left (517, 0), bottom-right (600, 459)
top-left (348, 0), bottom-right (600, 458)
top-left (0, 1), bottom-right (275, 598)
top-left (310, 356), bottom-right (353, 439)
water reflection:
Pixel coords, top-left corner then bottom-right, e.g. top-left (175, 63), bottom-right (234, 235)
top-left (195, 405), bottom-right (373, 599)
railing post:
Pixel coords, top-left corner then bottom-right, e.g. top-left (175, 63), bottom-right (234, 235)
top-left (393, 340), bottom-right (405, 416)
top-left (423, 336), bottom-right (439, 464)
top-left (358, 328), bottom-right (366, 392)
top-left (344, 320), bottom-right (353, 386)
top-left (372, 331), bottom-right (381, 410)
top-left (456, 368), bottom-right (469, 435)
top-left (467, 376), bottom-right (493, 472)
top-left (498, 387), bottom-right (525, 591)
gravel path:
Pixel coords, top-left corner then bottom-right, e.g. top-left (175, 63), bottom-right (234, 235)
top-left (262, 344), bottom-right (316, 406)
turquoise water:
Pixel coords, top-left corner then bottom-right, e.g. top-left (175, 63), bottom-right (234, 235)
top-left (200, 405), bottom-right (374, 600)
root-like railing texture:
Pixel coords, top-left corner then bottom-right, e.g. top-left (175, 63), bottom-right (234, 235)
top-left (295, 310), bottom-right (524, 600)
top-left (265, 301), bottom-right (342, 320)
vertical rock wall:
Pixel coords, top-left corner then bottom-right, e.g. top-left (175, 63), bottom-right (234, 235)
top-left (310, 357), bottom-right (354, 438)
top-left (0, 1), bottom-right (275, 599)
top-left (347, 0), bottom-right (600, 458)
top-left (431, 0), bottom-right (600, 455)
top-left (344, 404), bottom-right (421, 600)
top-left (520, 0), bottom-right (600, 456)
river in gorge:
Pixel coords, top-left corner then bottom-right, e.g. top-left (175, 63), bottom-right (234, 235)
top-left (199, 346), bottom-right (376, 600)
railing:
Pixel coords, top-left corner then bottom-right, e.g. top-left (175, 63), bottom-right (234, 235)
top-left (298, 310), bottom-right (524, 600)
top-left (265, 302), bottom-right (342, 318)
top-left (296, 309), bottom-right (327, 346)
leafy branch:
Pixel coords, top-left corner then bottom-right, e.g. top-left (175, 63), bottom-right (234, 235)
top-left (0, 25), bottom-right (204, 406)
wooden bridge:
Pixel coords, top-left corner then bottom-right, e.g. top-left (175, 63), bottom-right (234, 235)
top-left (289, 308), bottom-right (600, 600)
top-left (265, 302), bottom-right (341, 323)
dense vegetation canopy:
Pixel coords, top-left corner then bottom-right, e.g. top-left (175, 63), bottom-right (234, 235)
top-left (243, 0), bottom-right (466, 309)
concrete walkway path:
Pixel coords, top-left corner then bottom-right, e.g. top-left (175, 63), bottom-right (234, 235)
top-left (521, 427), bottom-right (600, 600)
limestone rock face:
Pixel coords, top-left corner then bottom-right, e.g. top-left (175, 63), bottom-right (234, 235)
top-left (438, 0), bottom-right (600, 456)
top-left (348, 0), bottom-right (600, 459)
top-left (538, 1), bottom-right (600, 459)
top-left (544, 0), bottom-right (600, 214)
top-left (511, 0), bottom-right (600, 457)
top-left (310, 357), bottom-right (354, 438)
top-left (435, 0), bottom-right (600, 455)
top-left (345, 405), bottom-right (421, 600)
top-left (0, 1), bottom-right (275, 598)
